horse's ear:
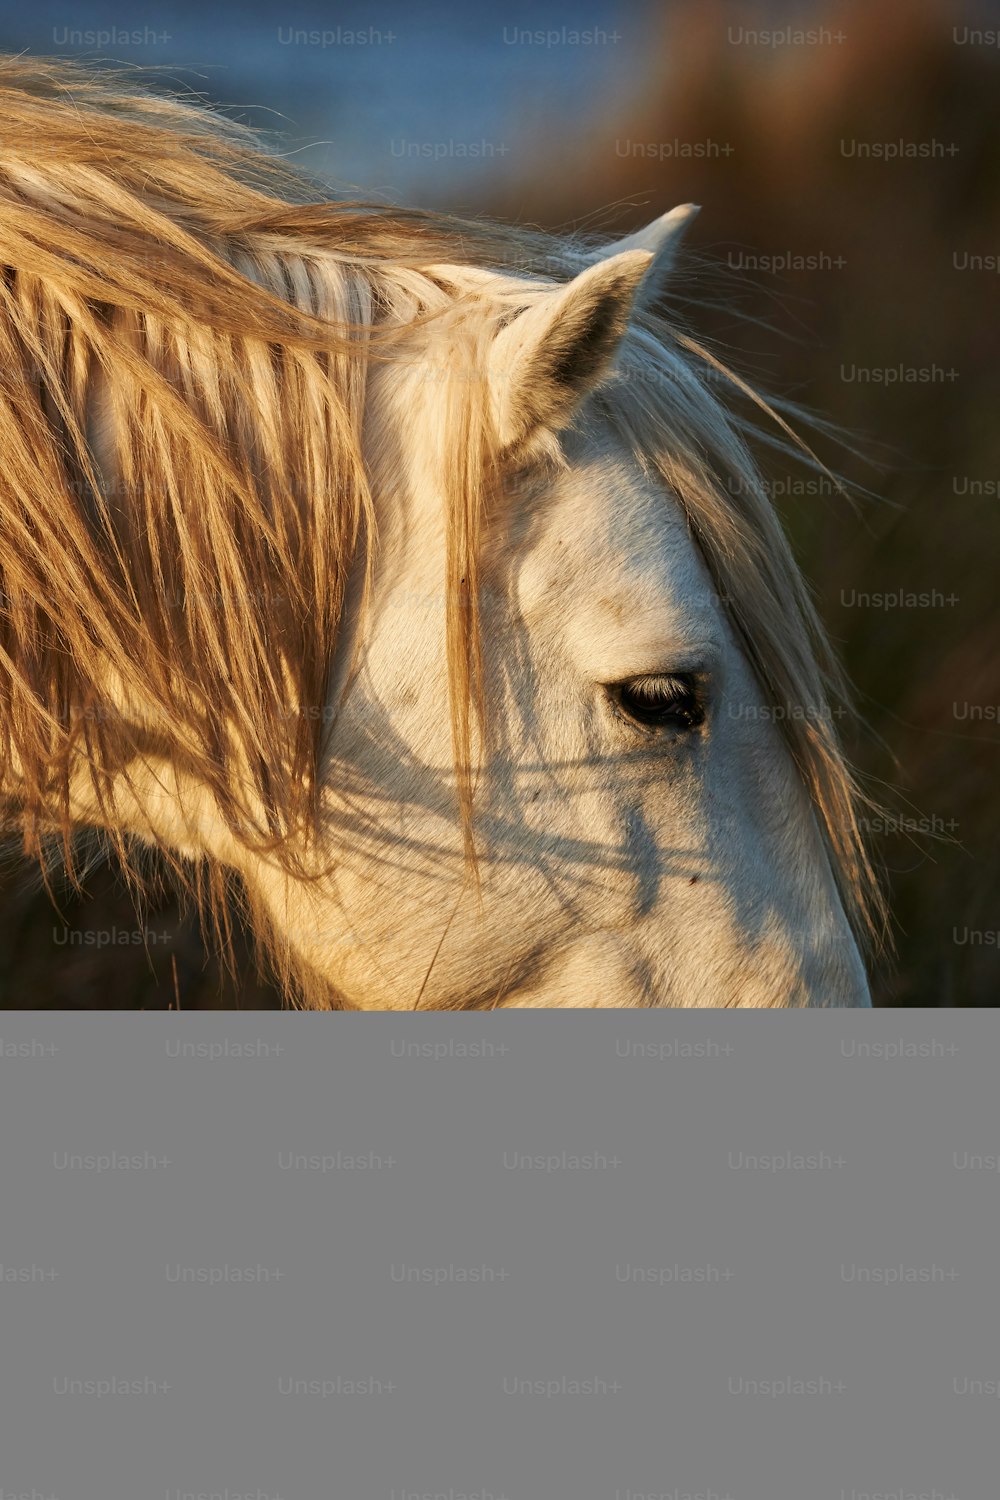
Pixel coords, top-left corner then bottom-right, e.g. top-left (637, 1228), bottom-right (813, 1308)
top-left (489, 249), bottom-right (652, 450)
top-left (589, 203), bottom-right (700, 310)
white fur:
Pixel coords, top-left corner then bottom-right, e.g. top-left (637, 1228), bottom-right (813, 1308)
top-left (270, 428), bottom-right (869, 1007)
top-left (68, 218), bottom-right (873, 1007)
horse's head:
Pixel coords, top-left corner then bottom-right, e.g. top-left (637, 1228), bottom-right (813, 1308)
top-left (0, 59), bottom-right (879, 1004)
top-left (258, 208), bottom-right (876, 1006)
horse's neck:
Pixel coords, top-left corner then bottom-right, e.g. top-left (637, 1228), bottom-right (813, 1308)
top-left (57, 748), bottom-right (225, 866)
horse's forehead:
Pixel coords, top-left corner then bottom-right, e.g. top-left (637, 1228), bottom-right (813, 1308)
top-left (546, 435), bottom-right (703, 586)
top-left (513, 433), bottom-right (722, 655)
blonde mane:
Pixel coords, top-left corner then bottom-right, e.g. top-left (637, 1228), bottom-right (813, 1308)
top-left (0, 56), bottom-right (883, 1003)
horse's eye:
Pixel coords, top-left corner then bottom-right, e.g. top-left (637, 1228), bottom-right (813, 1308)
top-left (612, 674), bottom-right (706, 731)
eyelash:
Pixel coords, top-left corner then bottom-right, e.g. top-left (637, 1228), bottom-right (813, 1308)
top-left (608, 673), bottom-right (707, 732)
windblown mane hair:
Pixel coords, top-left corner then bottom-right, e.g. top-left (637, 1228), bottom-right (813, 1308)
top-left (0, 56), bottom-right (883, 1002)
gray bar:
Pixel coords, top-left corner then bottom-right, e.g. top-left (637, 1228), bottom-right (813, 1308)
top-left (0, 1011), bottom-right (993, 1500)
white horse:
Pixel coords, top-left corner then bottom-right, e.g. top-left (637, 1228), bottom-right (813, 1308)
top-left (0, 59), bottom-right (880, 1006)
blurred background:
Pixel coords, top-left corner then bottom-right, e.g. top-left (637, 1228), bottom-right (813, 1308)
top-left (0, 0), bottom-right (997, 1007)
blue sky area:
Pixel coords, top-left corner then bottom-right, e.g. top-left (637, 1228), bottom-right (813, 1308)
top-left (4, 0), bottom-right (662, 206)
